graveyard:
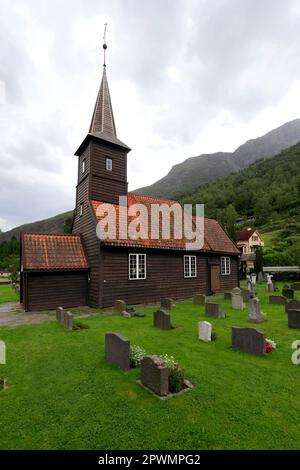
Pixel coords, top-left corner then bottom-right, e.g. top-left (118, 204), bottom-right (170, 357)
top-left (0, 281), bottom-right (300, 450)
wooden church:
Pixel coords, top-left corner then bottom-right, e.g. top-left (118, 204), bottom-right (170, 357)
top-left (20, 42), bottom-right (240, 312)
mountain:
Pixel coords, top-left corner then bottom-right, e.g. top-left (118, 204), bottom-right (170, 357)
top-left (133, 119), bottom-right (300, 199)
top-left (0, 211), bottom-right (73, 243)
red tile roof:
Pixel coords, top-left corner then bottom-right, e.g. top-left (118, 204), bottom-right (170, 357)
top-left (92, 194), bottom-right (239, 255)
top-left (235, 229), bottom-right (256, 241)
top-left (22, 233), bottom-right (88, 271)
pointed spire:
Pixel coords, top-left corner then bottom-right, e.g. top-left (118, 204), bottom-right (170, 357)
top-left (89, 25), bottom-right (117, 136)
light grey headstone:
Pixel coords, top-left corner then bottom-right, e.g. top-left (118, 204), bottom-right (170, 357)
top-left (64, 311), bottom-right (73, 331)
top-left (56, 306), bottom-right (64, 322)
top-left (248, 297), bottom-right (263, 323)
top-left (231, 289), bottom-right (244, 310)
top-left (267, 281), bottom-right (274, 293)
top-left (198, 321), bottom-right (212, 342)
top-left (0, 340), bottom-right (5, 365)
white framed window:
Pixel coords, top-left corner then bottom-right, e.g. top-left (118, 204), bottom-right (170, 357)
top-left (221, 256), bottom-right (230, 275)
top-left (184, 255), bottom-right (197, 278)
top-left (106, 157), bottom-right (113, 171)
top-left (82, 158), bottom-right (86, 174)
top-left (129, 254), bottom-right (146, 280)
top-left (79, 203), bottom-right (83, 217)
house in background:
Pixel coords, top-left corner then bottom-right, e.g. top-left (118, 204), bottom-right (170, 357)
top-left (20, 42), bottom-right (240, 312)
top-left (235, 228), bottom-right (264, 271)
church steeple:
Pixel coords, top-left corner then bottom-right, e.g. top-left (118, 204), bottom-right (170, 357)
top-left (89, 66), bottom-right (117, 136)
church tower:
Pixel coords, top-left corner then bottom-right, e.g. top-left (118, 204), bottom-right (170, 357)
top-left (74, 34), bottom-right (131, 211)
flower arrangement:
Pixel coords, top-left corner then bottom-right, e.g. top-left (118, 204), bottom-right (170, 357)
top-left (265, 338), bottom-right (277, 353)
top-left (161, 354), bottom-right (185, 393)
top-left (130, 345), bottom-right (147, 368)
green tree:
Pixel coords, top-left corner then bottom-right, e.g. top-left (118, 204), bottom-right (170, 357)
top-left (224, 204), bottom-right (237, 239)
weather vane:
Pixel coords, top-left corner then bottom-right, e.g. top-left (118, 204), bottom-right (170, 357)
top-left (103, 23), bottom-right (108, 67)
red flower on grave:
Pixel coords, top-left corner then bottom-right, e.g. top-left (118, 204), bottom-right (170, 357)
top-left (265, 340), bottom-right (273, 353)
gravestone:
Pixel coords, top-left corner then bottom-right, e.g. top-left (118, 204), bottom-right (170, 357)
top-left (193, 294), bottom-right (206, 305)
top-left (232, 327), bottom-right (265, 356)
top-left (115, 300), bottom-right (126, 314)
top-left (0, 378), bottom-right (7, 391)
top-left (198, 321), bottom-right (212, 342)
top-left (267, 281), bottom-right (274, 293)
top-left (64, 312), bottom-right (73, 331)
top-left (269, 296), bottom-right (286, 306)
top-left (286, 299), bottom-right (300, 313)
top-left (293, 282), bottom-right (300, 291)
top-left (242, 289), bottom-right (251, 303)
top-left (251, 274), bottom-right (257, 285)
top-left (153, 310), bottom-right (171, 330)
top-left (205, 303), bottom-right (226, 318)
top-left (141, 355), bottom-right (169, 397)
top-left (248, 298), bottom-right (263, 323)
top-left (224, 292), bottom-right (232, 301)
top-left (282, 286), bottom-right (294, 300)
top-left (105, 332), bottom-right (130, 371)
top-left (160, 298), bottom-right (174, 309)
top-left (258, 272), bottom-right (264, 283)
top-left (231, 288), bottom-right (244, 310)
top-left (287, 310), bottom-right (300, 329)
top-left (56, 306), bottom-right (64, 322)
top-left (247, 279), bottom-right (253, 292)
top-left (266, 274), bottom-right (273, 283)
top-left (0, 340), bottom-right (5, 365)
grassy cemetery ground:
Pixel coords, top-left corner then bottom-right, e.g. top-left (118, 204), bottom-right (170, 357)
top-left (0, 284), bottom-right (19, 303)
top-left (0, 283), bottom-right (300, 450)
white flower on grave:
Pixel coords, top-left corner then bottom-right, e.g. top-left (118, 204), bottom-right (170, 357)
top-left (266, 338), bottom-right (277, 350)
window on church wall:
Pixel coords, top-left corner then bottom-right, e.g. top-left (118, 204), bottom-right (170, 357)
top-left (106, 157), bottom-right (113, 171)
top-left (221, 256), bottom-right (230, 275)
top-left (82, 158), bottom-right (86, 174)
top-left (184, 255), bottom-right (197, 278)
top-left (79, 203), bottom-right (83, 217)
top-left (129, 254), bottom-right (146, 280)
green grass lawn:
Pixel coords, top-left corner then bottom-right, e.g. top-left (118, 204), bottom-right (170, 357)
top-left (0, 283), bottom-right (300, 450)
top-left (0, 284), bottom-right (19, 303)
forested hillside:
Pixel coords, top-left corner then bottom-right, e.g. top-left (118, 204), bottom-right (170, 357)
top-left (180, 143), bottom-right (300, 265)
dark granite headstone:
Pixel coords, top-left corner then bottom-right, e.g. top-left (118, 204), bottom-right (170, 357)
top-left (287, 310), bottom-right (300, 329)
top-left (193, 294), bottom-right (206, 305)
top-left (282, 285), bottom-right (294, 299)
top-left (115, 300), bottom-right (126, 314)
top-left (56, 306), bottom-right (64, 322)
top-left (105, 332), bottom-right (130, 371)
top-left (205, 303), bottom-right (226, 318)
top-left (141, 355), bottom-right (169, 396)
top-left (153, 310), bottom-right (171, 330)
top-left (64, 311), bottom-right (73, 331)
top-left (286, 299), bottom-right (300, 313)
top-left (0, 378), bottom-right (7, 391)
top-left (269, 296), bottom-right (287, 306)
top-left (160, 298), bottom-right (174, 309)
top-left (232, 327), bottom-right (265, 355)
top-left (224, 292), bottom-right (232, 301)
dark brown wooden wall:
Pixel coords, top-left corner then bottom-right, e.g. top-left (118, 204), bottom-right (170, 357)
top-left (220, 256), bottom-right (239, 291)
top-left (78, 146), bottom-right (90, 185)
top-left (89, 140), bottom-right (128, 203)
top-left (25, 271), bottom-right (87, 311)
top-left (73, 173), bottom-right (100, 307)
top-left (101, 247), bottom-right (208, 307)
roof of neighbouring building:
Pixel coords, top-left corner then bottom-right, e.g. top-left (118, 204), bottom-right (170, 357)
top-left (91, 194), bottom-right (240, 254)
top-left (22, 233), bottom-right (89, 271)
top-left (235, 229), bottom-right (257, 241)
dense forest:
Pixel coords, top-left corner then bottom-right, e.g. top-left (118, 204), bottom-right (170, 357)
top-left (180, 143), bottom-right (300, 266)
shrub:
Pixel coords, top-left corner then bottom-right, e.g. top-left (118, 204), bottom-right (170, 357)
top-left (130, 345), bottom-right (146, 368)
top-left (211, 330), bottom-right (217, 342)
top-left (161, 354), bottom-right (185, 393)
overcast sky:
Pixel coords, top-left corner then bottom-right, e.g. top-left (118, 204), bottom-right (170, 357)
top-left (1, 0), bottom-right (300, 231)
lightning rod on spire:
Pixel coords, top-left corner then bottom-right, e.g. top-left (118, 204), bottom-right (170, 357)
top-left (103, 23), bottom-right (108, 67)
